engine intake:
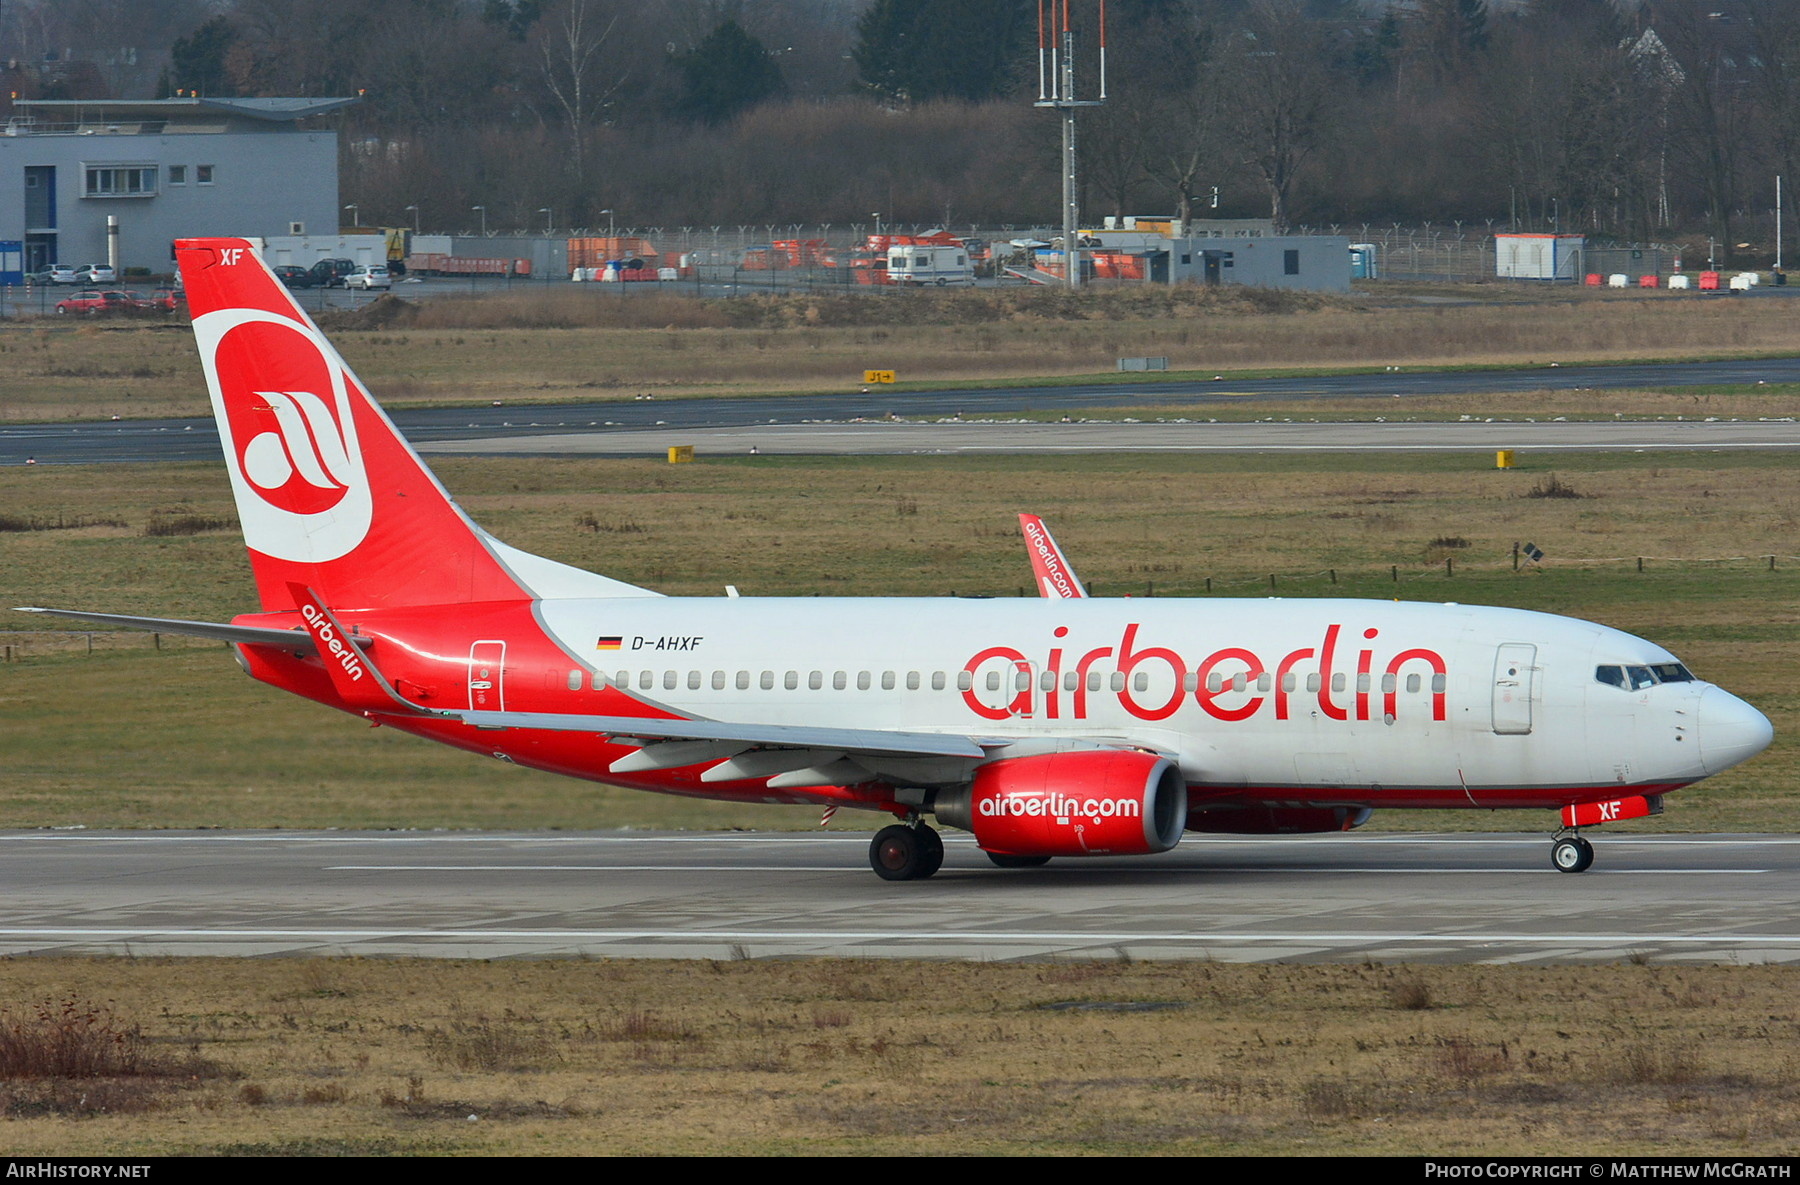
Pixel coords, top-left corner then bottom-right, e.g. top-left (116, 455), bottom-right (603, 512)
top-left (934, 750), bottom-right (1186, 858)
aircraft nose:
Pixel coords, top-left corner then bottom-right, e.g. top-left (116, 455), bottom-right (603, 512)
top-left (1697, 687), bottom-right (1774, 776)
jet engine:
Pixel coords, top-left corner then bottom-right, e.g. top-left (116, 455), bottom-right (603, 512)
top-left (933, 750), bottom-right (1186, 857)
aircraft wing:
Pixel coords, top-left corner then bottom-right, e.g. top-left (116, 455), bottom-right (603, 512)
top-left (12, 606), bottom-right (332, 651)
top-left (458, 709), bottom-right (994, 759)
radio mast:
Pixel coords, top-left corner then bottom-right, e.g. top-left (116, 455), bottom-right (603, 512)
top-left (1035, 0), bottom-right (1106, 290)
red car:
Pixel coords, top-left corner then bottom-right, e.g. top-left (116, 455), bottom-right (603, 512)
top-left (138, 289), bottom-right (185, 312)
top-left (54, 290), bottom-right (133, 315)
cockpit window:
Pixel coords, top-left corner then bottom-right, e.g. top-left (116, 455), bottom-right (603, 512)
top-left (1597, 663), bottom-right (1694, 690)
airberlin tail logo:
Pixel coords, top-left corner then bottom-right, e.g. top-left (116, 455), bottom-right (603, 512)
top-left (240, 389), bottom-right (355, 515)
top-left (194, 307), bottom-right (374, 563)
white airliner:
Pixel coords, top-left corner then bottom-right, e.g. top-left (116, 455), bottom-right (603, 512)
top-left (17, 238), bottom-right (1774, 880)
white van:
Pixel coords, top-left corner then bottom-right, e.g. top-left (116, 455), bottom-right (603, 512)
top-left (887, 244), bottom-right (973, 286)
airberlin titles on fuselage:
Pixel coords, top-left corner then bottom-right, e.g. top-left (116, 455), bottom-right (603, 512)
top-left (960, 622), bottom-right (1449, 723)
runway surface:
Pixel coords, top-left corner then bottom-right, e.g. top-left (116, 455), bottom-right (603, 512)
top-left (2, 829), bottom-right (1796, 964)
top-left (9, 355), bottom-right (1800, 464)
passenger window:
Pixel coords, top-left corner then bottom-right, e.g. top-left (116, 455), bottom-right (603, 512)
top-left (956, 671), bottom-right (971, 691)
top-left (1306, 673), bottom-right (1321, 693)
top-left (1111, 672), bottom-right (1125, 692)
top-left (1381, 673), bottom-right (1396, 693)
top-left (1406, 674), bottom-right (1421, 693)
top-left (638, 671), bottom-right (653, 691)
top-left (1232, 672), bottom-right (1247, 693)
top-left (736, 671), bottom-right (750, 690)
top-left (662, 671), bottom-right (677, 691)
top-left (1064, 671), bottom-right (1078, 691)
top-left (1256, 673), bottom-right (1271, 693)
top-left (1281, 673), bottom-right (1296, 693)
top-left (785, 671), bottom-right (799, 690)
top-left (592, 671), bottom-right (606, 690)
top-left (1039, 670), bottom-right (1055, 691)
top-left (1355, 673), bottom-right (1370, 692)
top-left (568, 670), bottom-right (583, 691)
top-left (1431, 674), bottom-right (1447, 693)
top-left (857, 671), bottom-right (871, 691)
top-left (758, 671), bottom-right (773, 690)
top-left (1332, 673), bottom-right (1346, 693)
top-left (833, 671), bottom-right (847, 690)
top-left (712, 671), bottom-right (727, 690)
top-left (906, 672), bottom-right (920, 690)
top-left (932, 672), bottom-right (946, 691)
top-left (809, 671), bottom-right (823, 690)
top-left (882, 671), bottom-right (896, 690)
top-left (1133, 673), bottom-right (1148, 692)
top-left (1183, 673), bottom-right (1199, 692)
top-left (986, 671), bottom-right (1001, 692)
top-left (1205, 673), bottom-right (1222, 693)
top-left (687, 671), bottom-right (701, 690)
top-left (615, 670), bottom-right (628, 688)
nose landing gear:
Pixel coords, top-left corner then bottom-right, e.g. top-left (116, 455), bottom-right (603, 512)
top-left (1551, 833), bottom-right (1595, 874)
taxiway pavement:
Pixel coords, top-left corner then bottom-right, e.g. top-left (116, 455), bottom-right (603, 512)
top-left (1, 830), bottom-right (1794, 964)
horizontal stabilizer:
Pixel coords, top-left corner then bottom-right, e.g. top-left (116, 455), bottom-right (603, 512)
top-left (12, 606), bottom-right (341, 652)
top-left (458, 709), bottom-right (994, 760)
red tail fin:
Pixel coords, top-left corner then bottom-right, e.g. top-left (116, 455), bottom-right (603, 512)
top-left (177, 238), bottom-right (650, 611)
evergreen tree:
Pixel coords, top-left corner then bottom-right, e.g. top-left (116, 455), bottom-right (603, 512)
top-left (168, 15), bottom-right (239, 97)
top-left (674, 19), bottom-right (785, 125)
top-left (854, 0), bottom-right (1032, 105)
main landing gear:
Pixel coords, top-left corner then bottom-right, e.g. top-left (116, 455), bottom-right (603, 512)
top-left (869, 822), bottom-right (944, 881)
top-left (1551, 833), bottom-right (1595, 874)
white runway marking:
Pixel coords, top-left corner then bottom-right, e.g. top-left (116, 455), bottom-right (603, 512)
top-left (0, 928), bottom-right (1794, 946)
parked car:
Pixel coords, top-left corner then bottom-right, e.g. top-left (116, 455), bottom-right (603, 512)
top-left (273, 265), bottom-right (315, 289)
top-left (307, 258), bottom-right (357, 288)
top-left (74, 263), bottom-right (116, 284)
top-left (343, 264), bottom-right (392, 290)
top-left (32, 265), bottom-right (78, 285)
top-left (54, 290), bottom-right (132, 315)
top-left (144, 288), bottom-right (185, 312)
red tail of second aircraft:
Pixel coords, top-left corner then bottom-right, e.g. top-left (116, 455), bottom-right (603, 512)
top-left (176, 238), bottom-right (649, 613)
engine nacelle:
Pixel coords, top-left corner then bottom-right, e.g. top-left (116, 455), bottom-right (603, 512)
top-left (934, 750), bottom-right (1186, 858)
top-left (1188, 806), bottom-right (1374, 834)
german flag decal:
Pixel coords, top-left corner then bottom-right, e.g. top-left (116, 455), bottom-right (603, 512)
top-left (595, 636), bottom-right (623, 651)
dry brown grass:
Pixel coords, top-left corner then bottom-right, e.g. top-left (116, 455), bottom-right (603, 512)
top-left (10, 287), bottom-right (1800, 421)
top-left (0, 958), bottom-right (1792, 1155)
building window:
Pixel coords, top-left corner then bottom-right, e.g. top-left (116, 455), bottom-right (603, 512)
top-left (196, 164), bottom-right (215, 185)
top-left (168, 165), bottom-right (186, 185)
top-left (1284, 249), bottom-right (1300, 275)
top-left (83, 165), bottom-right (157, 198)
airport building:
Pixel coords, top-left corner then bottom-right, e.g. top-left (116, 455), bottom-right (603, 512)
top-left (0, 96), bottom-right (355, 276)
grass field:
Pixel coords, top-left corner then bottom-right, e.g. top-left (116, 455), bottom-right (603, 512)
top-left (5, 292), bottom-right (1800, 1156)
top-left (2, 450), bottom-right (1795, 833)
top-left (11, 285), bottom-right (1800, 421)
top-left (0, 958), bottom-right (1793, 1155)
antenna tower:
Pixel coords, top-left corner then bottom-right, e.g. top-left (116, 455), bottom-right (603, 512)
top-left (1035, 0), bottom-right (1106, 290)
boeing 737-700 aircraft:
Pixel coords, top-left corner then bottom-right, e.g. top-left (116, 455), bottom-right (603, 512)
top-left (18, 238), bottom-right (1775, 880)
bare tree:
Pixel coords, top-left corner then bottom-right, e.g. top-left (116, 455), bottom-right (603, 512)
top-left (1225, 0), bottom-right (1333, 230)
top-left (536, 0), bottom-right (625, 195)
